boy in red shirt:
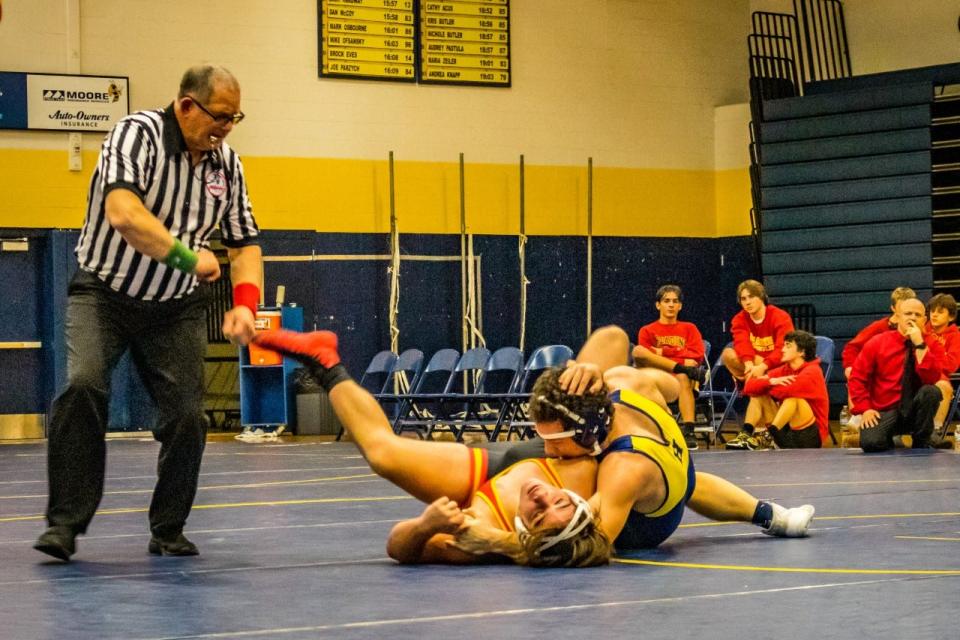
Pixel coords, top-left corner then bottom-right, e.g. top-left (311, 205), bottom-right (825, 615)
top-left (928, 293), bottom-right (960, 441)
top-left (632, 284), bottom-right (706, 449)
top-left (722, 280), bottom-right (795, 450)
top-left (741, 330), bottom-right (829, 448)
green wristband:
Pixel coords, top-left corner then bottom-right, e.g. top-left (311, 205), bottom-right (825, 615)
top-left (163, 239), bottom-right (199, 273)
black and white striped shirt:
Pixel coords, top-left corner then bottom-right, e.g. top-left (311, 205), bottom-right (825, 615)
top-left (76, 104), bottom-right (259, 301)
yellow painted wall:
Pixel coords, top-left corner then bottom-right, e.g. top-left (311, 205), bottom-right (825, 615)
top-left (0, 1), bottom-right (759, 237)
top-left (0, 148), bottom-right (726, 237)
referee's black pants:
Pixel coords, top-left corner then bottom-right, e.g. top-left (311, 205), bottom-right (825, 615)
top-left (45, 270), bottom-right (209, 540)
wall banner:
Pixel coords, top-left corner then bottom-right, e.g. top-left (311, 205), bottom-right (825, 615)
top-left (0, 72), bottom-right (129, 132)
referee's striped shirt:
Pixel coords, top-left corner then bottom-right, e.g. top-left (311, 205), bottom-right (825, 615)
top-left (76, 104), bottom-right (260, 302)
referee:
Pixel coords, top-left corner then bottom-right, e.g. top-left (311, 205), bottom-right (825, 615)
top-left (35, 65), bottom-right (262, 561)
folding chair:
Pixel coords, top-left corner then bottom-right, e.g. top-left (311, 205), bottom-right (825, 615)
top-left (500, 344), bottom-right (575, 440)
top-left (393, 348), bottom-right (459, 437)
top-left (695, 342), bottom-right (743, 444)
top-left (420, 347), bottom-right (491, 439)
top-left (814, 335), bottom-right (838, 445)
top-left (374, 348), bottom-right (424, 426)
top-left (336, 349), bottom-right (398, 441)
top-left (453, 346), bottom-right (524, 441)
top-left (358, 350), bottom-right (398, 395)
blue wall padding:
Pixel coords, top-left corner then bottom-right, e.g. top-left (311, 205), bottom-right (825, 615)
top-left (763, 220), bottom-right (931, 251)
top-left (760, 151), bottom-right (931, 187)
top-left (254, 232), bottom-right (755, 379)
top-left (762, 82), bottom-right (931, 121)
top-left (766, 266), bottom-right (932, 298)
top-left (805, 62), bottom-right (960, 95)
top-left (762, 197), bottom-right (931, 231)
top-left (760, 105), bottom-right (930, 143)
top-left (2, 229), bottom-right (756, 417)
top-left (761, 128), bottom-right (931, 165)
top-left (762, 174), bottom-right (931, 208)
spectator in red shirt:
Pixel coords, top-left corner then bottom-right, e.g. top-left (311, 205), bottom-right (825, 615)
top-left (632, 284), bottom-right (706, 450)
top-left (849, 298), bottom-right (945, 452)
top-left (740, 331), bottom-right (829, 449)
top-left (841, 286), bottom-right (916, 379)
top-left (928, 293), bottom-right (960, 440)
top-left (722, 280), bottom-right (795, 450)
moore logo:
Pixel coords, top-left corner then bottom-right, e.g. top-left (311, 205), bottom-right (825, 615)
top-left (42, 89), bottom-right (110, 103)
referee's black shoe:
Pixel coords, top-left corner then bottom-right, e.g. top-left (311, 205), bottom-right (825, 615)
top-left (149, 533), bottom-right (199, 556)
top-left (34, 526), bottom-right (76, 561)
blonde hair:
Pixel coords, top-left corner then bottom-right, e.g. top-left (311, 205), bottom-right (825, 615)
top-left (518, 516), bottom-right (612, 568)
top-left (891, 287), bottom-right (917, 307)
top-left (452, 511), bottom-right (612, 568)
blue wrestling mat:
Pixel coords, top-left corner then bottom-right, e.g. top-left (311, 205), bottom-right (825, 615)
top-left (1, 439), bottom-right (957, 639)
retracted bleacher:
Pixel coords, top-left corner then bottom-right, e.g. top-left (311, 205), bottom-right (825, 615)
top-left (755, 63), bottom-right (960, 406)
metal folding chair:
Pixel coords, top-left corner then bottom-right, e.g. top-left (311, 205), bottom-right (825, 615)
top-left (392, 348), bottom-right (460, 437)
top-left (499, 344), bottom-right (575, 440)
top-left (696, 342), bottom-right (743, 444)
top-left (337, 350), bottom-right (398, 441)
top-left (814, 335), bottom-right (838, 444)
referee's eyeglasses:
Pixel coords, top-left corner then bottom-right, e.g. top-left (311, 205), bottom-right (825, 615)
top-left (187, 95), bottom-right (245, 126)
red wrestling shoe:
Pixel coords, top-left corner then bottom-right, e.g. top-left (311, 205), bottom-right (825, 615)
top-left (252, 330), bottom-right (341, 369)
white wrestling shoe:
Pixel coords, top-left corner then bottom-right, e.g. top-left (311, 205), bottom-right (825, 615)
top-left (762, 503), bottom-right (815, 537)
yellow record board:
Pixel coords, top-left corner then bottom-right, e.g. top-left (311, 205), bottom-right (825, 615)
top-left (317, 0), bottom-right (510, 86)
top-left (419, 0), bottom-right (510, 86)
top-left (319, 0), bottom-right (417, 81)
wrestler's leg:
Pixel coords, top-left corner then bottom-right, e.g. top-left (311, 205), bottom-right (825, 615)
top-left (687, 471), bottom-right (814, 537)
top-left (577, 325), bottom-right (631, 372)
top-left (254, 330), bottom-right (476, 505)
top-left (329, 380), bottom-right (476, 505)
top-left (686, 471), bottom-right (758, 521)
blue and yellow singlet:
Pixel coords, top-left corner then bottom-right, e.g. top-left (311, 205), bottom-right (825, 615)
top-left (599, 388), bottom-right (697, 549)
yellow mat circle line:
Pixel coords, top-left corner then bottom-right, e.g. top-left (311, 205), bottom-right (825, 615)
top-left (613, 558), bottom-right (960, 575)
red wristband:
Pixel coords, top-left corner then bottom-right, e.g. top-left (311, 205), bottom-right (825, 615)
top-left (232, 282), bottom-right (260, 316)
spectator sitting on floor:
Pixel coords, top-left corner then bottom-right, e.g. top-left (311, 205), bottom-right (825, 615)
top-left (927, 293), bottom-right (960, 444)
top-left (721, 279), bottom-right (795, 450)
top-left (848, 297), bottom-right (945, 452)
top-left (739, 330), bottom-right (829, 449)
top-left (631, 284), bottom-right (706, 450)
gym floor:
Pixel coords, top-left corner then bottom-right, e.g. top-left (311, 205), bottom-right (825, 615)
top-left (1, 437), bottom-right (957, 639)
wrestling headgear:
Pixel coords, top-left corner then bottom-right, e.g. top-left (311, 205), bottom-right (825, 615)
top-left (514, 489), bottom-right (594, 553)
top-left (534, 394), bottom-right (610, 454)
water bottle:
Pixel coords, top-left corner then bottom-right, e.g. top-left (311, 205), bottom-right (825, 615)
top-left (839, 405), bottom-right (850, 428)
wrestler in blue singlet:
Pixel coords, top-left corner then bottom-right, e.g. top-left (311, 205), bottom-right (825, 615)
top-left (599, 388), bottom-right (697, 550)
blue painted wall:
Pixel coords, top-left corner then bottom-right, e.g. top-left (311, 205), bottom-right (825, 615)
top-left (2, 228), bottom-right (755, 428)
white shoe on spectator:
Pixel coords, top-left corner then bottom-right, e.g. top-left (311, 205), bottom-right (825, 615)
top-left (763, 503), bottom-right (815, 537)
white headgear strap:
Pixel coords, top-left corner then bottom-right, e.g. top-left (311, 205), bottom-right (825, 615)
top-left (514, 489), bottom-right (594, 553)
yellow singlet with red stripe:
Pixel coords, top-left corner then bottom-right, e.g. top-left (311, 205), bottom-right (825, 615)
top-left (472, 458), bottom-right (564, 532)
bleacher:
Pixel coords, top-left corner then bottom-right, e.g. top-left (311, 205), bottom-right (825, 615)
top-left (746, 0), bottom-right (960, 407)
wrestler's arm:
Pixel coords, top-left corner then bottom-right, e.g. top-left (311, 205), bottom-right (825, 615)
top-left (386, 498), bottom-right (509, 564)
top-left (592, 454), bottom-right (649, 543)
